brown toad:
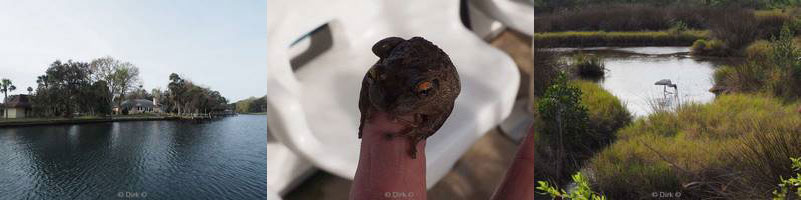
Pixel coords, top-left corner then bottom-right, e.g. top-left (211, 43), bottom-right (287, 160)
top-left (357, 36), bottom-right (461, 159)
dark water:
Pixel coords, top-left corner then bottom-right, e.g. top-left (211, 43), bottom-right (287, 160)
top-left (0, 115), bottom-right (267, 199)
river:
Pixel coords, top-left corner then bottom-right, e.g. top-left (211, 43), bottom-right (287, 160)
top-left (0, 115), bottom-right (267, 199)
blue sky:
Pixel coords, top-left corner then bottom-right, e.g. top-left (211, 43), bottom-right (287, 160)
top-left (0, 0), bottom-right (266, 102)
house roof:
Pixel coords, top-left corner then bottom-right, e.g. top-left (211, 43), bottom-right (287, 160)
top-left (120, 99), bottom-right (156, 109)
top-left (4, 95), bottom-right (31, 108)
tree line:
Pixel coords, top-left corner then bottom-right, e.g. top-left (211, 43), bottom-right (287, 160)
top-left (3, 56), bottom-right (229, 118)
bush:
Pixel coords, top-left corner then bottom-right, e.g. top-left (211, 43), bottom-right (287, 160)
top-left (537, 172), bottom-right (607, 200)
top-left (571, 54), bottom-right (606, 79)
top-left (708, 8), bottom-right (760, 51)
top-left (587, 94), bottom-right (801, 199)
top-left (713, 25), bottom-right (801, 100)
top-left (691, 39), bottom-right (731, 56)
top-left (534, 78), bottom-right (631, 185)
top-left (773, 157), bottom-right (801, 199)
top-left (538, 72), bottom-right (590, 159)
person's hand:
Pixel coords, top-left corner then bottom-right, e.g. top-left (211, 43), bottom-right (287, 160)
top-left (350, 111), bottom-right (427, 200)
top-left (490, 123), bottom-right (535, 200)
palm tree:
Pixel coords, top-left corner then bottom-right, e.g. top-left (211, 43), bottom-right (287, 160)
top-left (1, 79), bottom-right (16, 118)
top-left (27, 87), bottom-right (33, 95)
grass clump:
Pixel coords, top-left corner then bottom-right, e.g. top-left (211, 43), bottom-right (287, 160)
top-left (587, 94), bottom-right (801, 199)
top-left (690, 39), bottom-right (729, 56)
top-left (571, 54), bottom-right (606, 79)
top-left (574, 80), bottom-right (632, 147)
top-left (534, 31), bottom-right (708, 48)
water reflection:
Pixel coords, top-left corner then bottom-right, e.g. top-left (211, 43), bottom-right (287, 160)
top-left (0, 115), bottom-right (267, 199)
top-left (555, 47), bottom-right (739, 116)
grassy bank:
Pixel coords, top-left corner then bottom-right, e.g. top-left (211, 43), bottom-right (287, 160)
top-left (534, 79), bottom-right (631, 185)
top-left (534, 31), bottom-right (708, 48)
top-left (586, 94), bottom-right (801, 199)
top-left (0, 115), bottom-right (181, 127)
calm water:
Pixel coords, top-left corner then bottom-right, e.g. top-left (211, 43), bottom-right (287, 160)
top-left (0, 115), bottom-right (267, 199)
top-left (554, 47), bottom-right (737, 116)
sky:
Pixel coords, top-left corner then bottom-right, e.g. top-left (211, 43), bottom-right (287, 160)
top-left (0, 0), bottom-right (266, 102)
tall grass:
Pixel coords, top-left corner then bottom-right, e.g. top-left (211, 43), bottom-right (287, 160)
top-left (534, 31), bottom-right (708, 48)
top-left (712, 25), bottom-right (801, 99)
top-left (587, 94), bottom-right (801, 199)
top-left (571, 54), bottom-right (606, 79)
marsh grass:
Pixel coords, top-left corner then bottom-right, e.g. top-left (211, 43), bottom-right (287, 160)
top-left (588, 94), bottom-right (801, 199)
top-left (713, 26), bottom-right (801, 100)
top-left (534, 31), bottom-right (708, 48)
top-left (570, 54), bottom-right (606, 79)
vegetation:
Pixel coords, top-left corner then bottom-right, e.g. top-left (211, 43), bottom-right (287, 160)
top-left (89, 56), bottom-right (141, 110)
top-left (3, 56), bottom-right (229, 119)
top-left (31, 60), bottom-right (113, 117)
top-left (691, 39), bottom-right (729, 56)
top-left (1, 79), bottom-right (16, 118)
top-left (157, 73), bottom-right (229, 115)
top-left (534, 72), bottom-right (631, 185)
top-left (586, 94), bottom-right (801, 199)
top-left (534, 31), bottom-right (708, 48)
top-left (535, 4), bottom-right (715, 32)
top-left (573, 80), bottom-right (632, 148)
top-left (533, 48), bottom-right (561, 97)
top-left (773, 157), bottom-right (801, 199)
top-left (233, 96), bottom-right (267, 114)
top-left (570, 54), bottom-right (606, 79)
top-left (534, 0), bottom-right (801, 13)
top-left (712, 25), bottom-right (801, 99)
top-left (537, 72), bottom-right (590, 182)
top-left (535, 3), bottom-right (800, 50)
top-left (536, 172), bottom-right (607, 200)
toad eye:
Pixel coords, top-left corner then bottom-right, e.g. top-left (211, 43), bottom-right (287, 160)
top-left (415, 79), bottom-right (438, 97)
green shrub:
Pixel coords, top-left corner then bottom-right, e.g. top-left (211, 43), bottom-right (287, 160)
top-left (773, 157), bottom-right (801, 199)
top-left (537, 172), bottom-right (607, 200)
top-left (668, 20), bottom-right (689, 35)
top-left (713, 25), bottom-right (801, 99)
top-left (534, 78), bottom-right (631, 185)
top-left (571, 54), bottom-right (606, 79)
top-left (691, 39), bottom-right (733, 56)
top-left (538, 72), bottom-right (590, 159)
top-left (587, 94), bottom-right (801, 199)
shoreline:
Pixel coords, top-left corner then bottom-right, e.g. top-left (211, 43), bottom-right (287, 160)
top-left (0, 114), bottom-right (240, 128)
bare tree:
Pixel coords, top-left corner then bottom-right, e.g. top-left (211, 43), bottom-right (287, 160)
top-left (90, 56), bottom-right (141, 113)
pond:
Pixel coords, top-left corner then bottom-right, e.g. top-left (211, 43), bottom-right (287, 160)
top-left (551, 47), bottom-right (736, 116)
top-left (0, 115), bottom-right (267, 199)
